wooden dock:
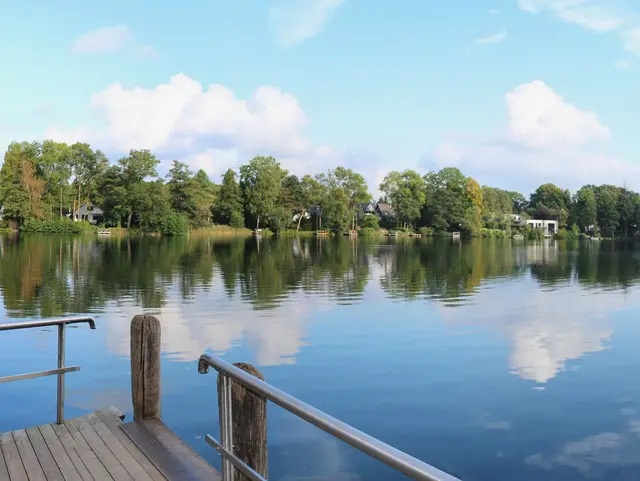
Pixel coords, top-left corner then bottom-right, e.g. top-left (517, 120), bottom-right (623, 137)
top-left (0, 407), bottom-right (221, 481)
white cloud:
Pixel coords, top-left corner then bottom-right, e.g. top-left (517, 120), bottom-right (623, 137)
top-left (505, 80), bottom-right (610, 148)
top-left (72, 25), bottom-right (132, 53)
top-left (473, 31), bottom-right (507, 45)
top-left (518, 0), bottom-right (640, 56)
top-left (44, 74), bottom-right (351, 181)
top-left (269, 0), bottom-right (346, 46)
top-left (427, 80), bottom-right (637, 191)
top-left (488, 9), bottom-right (501, 15)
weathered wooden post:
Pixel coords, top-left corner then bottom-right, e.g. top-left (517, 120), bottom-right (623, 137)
top-left (218, 363), bottom-right (268, 481)
top-left (130, 315), bottom-right (162, 421)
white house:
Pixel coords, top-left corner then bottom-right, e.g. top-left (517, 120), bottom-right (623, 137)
top-left (526, 219), bottom-right (557, 236)
top-left (73, 203), bottom-right (104, 224)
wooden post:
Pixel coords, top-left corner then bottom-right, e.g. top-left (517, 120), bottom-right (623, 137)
top-left (130, 315), bottom-right (161, 421)
top-left (218, 363), bottom-right (268, 481)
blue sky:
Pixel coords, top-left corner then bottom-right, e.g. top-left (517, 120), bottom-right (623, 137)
top-left (1, 0), bottom-right (639, 194)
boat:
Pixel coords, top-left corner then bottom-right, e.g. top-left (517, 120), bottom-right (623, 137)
top-left (343, 230), bottom-right (357, 236)
top-left (253, 228), bottom-right (262, 236)
top-left (513, 234), bottom-right (524, 239)
top-left (452, 231), bottom-right (461, 237)
top-left (314, 230), bottom-right (329, 236)
top-left (97, 229), bottom-right (111, 236)
top-left (388, 231), bottom-right (398, 237)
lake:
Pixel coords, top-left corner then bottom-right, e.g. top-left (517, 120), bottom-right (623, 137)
top-left (1, 235), bottom-right (639, 481)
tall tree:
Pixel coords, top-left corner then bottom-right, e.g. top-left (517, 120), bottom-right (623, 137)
top-left (216, 169), bottom-right (244, 227)
top-left (166, 160), bottom-right (193, 214)
top-left (572, 186), bottom-right (597, 233)
top-left (595, 185), bottom-right (619, 237)
top-left (0, 142), bottom-right (44, 223)
top-left (281, 175), bottom-right (308, 231)
top-left (117, 149), bottom-right (160, 227)
top-left (39, 140), bottom-right (72, 217)
top-left (239, 156), bottom-right (286, 229)
top-left (318, 167), bottom-right (369, 230)
top-left (379, 170), bottom-right (426, 228)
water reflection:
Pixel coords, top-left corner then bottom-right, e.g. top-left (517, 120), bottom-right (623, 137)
top-left (1, 236), bottom-right (640, 370)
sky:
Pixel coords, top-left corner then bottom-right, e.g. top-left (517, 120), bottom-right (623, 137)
top-left (1, 0), bottom-right (640, 194)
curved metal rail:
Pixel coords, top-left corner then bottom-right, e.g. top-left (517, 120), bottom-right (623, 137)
top-left (199, 353), bottom-right (461, 481)
top-left (0, 317), bottom-right (96, 424)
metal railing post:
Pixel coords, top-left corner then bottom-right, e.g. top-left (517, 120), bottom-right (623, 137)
top-left (220, 373), bottom-right (234, 481)
top-left (56, 322), bottom-right (66, 424)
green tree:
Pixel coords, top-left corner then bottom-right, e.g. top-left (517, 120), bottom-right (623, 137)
top-left (572, 186), bottom-right (597, 233)
top-left (189, 169), bottom-right (217, 227)
top-left (216, 169), bottom-right (244, 226)
top-left (239, 156), bottom-right (286, 229)
top-left (117, 149), bottom-right (160, 227)
top-left (166, 160), bottom-right (193, 213)
top-left (320, 167), bottom-right (369, 230)
top-left (529, 183), bottom-right (569, 225)
top-left (464, 177), bottom-right (483, 235)
top-left (0, 142), bottom-right (44, 223)
top-left (422, 168), bottom-right (467, 232)
top-left (508, 191), bottom-right (528, 214)
top-left (379, 170), bottom-right (426, 228)
top-left (595, 185), bottom-right (619, 237)
top-left (39, 140), bottom-right (72, 218)
top-left (281, 175), bottom-right (308, 231)
top-left (69, 143), bottom-right (107, 214)
top-left (617, 187), bottom-right (636, 237)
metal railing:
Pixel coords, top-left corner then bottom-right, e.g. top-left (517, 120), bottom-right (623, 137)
top-left (198, 353), bottom-right (461, 481)
top-left (0, 317), bottom-right (96, 424)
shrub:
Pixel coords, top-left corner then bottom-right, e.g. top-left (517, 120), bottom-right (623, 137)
top-left (21, 218), bottom-right (95, 234)
top-left (161, 212), bottom-right (189, 236)
top-left (229, 211), bottom-right (245, 229)
top-left (571, 223), bottom-right (580, 237)
top-left (418, 226), bottom-right (432, 237)
top-left (360, 215), bottom-right (379, 230)
top-left (480, 228), bottom-right (508, 238)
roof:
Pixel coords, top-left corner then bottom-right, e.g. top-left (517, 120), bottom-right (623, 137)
top-left (74, 202), bottom-right (104, 216)
top-left (376, 203), bottom-right (395, 216)
top-left (357, 202), bottom-right (376, 212)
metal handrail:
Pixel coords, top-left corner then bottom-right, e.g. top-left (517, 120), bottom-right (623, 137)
top-left (0, 317), bottom-right (96, 424)
top-left (198, 353), bottom-right (461, 481)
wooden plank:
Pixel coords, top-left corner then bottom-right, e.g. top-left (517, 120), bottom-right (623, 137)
top-left (12, 429), bottom-right (46, 481)
top-left (49, 423), bottom-right (95, 481)
top-left (95, 410), bottom-right (165, 481)
top-left (59, 421), bottom-right (112, 481)
top-left (0, 433), bottom-right (25, 481)
top-left (25, 427), bottom-right (65, 481)
top-left (67, 417), bottom-right (132, 481)
top-left (122, 420), bottom-right (221, 481)
top-left (0, 439), bottom-right (9, 481)
top-left (84, 413), bottom-right (153, 481)
top-left (38, 425), bottom-right (84, 481)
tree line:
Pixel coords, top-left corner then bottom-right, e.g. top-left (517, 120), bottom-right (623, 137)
top-left (1, 140), bottom-right (639, 237)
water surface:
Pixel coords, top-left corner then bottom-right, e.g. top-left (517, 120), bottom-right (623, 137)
top-left (1, 235), bottom-right (639, 480)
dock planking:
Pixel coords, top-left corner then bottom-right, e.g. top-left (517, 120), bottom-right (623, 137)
top-left (0, 409), bottom-right (221, 481)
